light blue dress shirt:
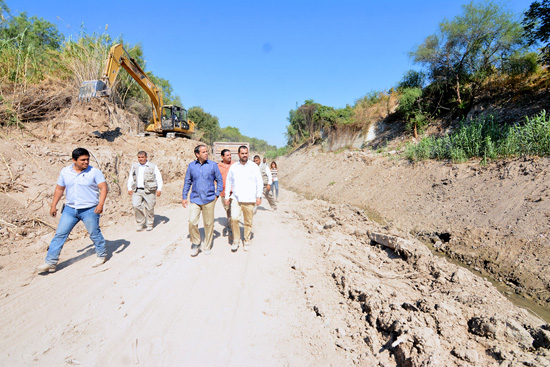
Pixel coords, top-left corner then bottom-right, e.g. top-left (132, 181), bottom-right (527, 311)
top-left (57, 165), bottom-right (106, 209)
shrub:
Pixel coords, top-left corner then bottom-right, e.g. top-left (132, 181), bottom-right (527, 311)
top-left (405, 111), bottom-right (550, 162)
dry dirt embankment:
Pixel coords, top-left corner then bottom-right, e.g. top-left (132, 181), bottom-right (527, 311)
top-left (279, 146), bottom-right (550, 309)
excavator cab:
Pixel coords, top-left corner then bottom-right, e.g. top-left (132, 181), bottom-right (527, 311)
top-left (161, 105), bottom-right (189, 131)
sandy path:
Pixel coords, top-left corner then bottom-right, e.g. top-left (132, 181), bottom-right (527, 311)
top-left (0, 191), bottom-right (344, 366)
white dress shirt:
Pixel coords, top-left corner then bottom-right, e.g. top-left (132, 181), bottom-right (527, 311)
top-left (225, 160), bottom-right (263, 203)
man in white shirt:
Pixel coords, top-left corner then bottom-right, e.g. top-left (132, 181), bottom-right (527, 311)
top-left (127, 151), bottom-right (163, 231)
top-left (225, 146), bottom-right (263, 252)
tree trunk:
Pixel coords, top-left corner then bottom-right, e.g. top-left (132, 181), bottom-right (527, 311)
top-left (455, 77), bottom-right (462, 106)
top-left (413, 124), bottom-right (418, 139)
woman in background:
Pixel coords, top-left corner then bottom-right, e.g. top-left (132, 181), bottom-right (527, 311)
top-left (270, 161), bottom-right (279, 201)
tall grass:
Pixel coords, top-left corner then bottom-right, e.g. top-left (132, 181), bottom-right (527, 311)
top-left (405, 111), bottom-right (550, 162)
top-left (59, 34), bottom-right (112, 89)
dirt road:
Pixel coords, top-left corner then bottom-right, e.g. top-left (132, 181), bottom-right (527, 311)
top-left (0, 191), bottom-right (350, 366)
top-left (2, 186), bottom-right (550, 366)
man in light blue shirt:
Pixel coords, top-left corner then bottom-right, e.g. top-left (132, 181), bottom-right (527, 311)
top-left (182, 145), bottom-right (223, 256)
top-left (36, 148), bottom-right (108, 273)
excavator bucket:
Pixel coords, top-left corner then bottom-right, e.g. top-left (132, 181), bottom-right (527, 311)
top-left (78, 80), bottom-right (109, 101)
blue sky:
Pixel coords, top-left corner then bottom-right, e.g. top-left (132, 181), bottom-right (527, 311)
top-left (12, 0), bottom-right (533, 147)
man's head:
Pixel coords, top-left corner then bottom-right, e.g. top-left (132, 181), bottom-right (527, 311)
top-left (137, 150), bottom-right (148, 165)
top-left (72, 148), bottom-right (90, 171)
top-left (221, 149), bottom-right (231, 164)
top-left (194, 145), bottom-right (208, 163)
top-left (263, 157), bottom-right (266, 164)
top-left (253, 155), bottom-right (261, 166)
top-left (238, 145), bottom-right (249, 164)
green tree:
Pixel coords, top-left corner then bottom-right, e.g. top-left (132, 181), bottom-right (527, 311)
top-left (0, 1), bottom-right (10, 25)
top-left (219, 126), bottom-right (243, 141)
top-left (396, 70), bottom-right (426, 91)
top-left (188, 106), bottom-right (220, 145)
top-left (397, 87), bottom-right (426, 138)
top-left (410, 1), bottom-right (525, 110)
top-left (0, 11), bottom-right (63, 51)
top-left (523, 0), bottom-right (550, 64)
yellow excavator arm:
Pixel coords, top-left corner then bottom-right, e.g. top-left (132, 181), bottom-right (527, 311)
top-left (79, 43), bottom-right (194, 137)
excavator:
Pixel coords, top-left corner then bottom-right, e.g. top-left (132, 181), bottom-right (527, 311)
top-left (78, 43), bottom-right (195, 137)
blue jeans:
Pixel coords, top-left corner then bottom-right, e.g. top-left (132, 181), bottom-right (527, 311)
top-left (271, 181), bottom-right (279, 199)
top-left (45, 205), bottom-right (106, 265)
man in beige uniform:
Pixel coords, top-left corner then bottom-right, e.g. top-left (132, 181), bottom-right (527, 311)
top-left (128, 151), bottom-right (163, 231)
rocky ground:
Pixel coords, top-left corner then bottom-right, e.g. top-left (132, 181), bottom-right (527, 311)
top-left (0, 100), bottom-right (550, 365)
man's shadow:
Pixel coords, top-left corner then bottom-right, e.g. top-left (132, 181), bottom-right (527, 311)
top-left (55, 239), bottom-right (131, 271)
top-left (154, 214), bottom-right (170, 226)
top-left (214, 217), bottom-right (230, 227)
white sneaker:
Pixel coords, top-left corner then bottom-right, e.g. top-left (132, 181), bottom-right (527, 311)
top-left (136, 224), bottom-right (145, 232)
top-left (35, 263), bottom-right (56, 273)
top-left (146, 226), bottom-right (153, 231)
top-left (92, 256), bottom-right (106, 267)
top-left (231, 241), bottom-right (240, 252)
top-left (203, 249), bottom-right (212, 255)
top-left (190, 244), bottom-right (200, 257)
top-left (243, 240), bottom-right (250, 251)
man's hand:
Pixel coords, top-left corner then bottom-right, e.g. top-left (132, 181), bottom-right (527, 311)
top-left (94, 204), bottom-right (104, 214)
top-left (182, 199), bottom-right (188, 208)
top-left (50, 205), bottom-right (58, 217)
top-left (128, 190), bottom-right (133, 196)
top-left (224, 198), bottom-right (230, 206)
top-left (156, 191), bottom-right (162, 197)
top-left (266, 184), bottom-right (271, 192)
top-left (256, 198), bottom-right (262, 206)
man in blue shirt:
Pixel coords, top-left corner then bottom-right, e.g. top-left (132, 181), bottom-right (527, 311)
top-left (36, 148), bottom-right (109, 273)
top-left (182, 145), bottom-right (223, 256)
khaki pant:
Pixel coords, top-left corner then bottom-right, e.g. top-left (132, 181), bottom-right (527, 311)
top-left (133, 189), bottom-right (156, 228)
top-left (230, 200), bottom-right (255, 243)
top-left (189, 199), bottom-right (216, 250)
top-left (263, 184), bottom-right (277, 210)
top-left (221, 197), bottom-right (231, 227)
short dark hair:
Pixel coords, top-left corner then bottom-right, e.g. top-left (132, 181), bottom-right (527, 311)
top-left (221, 149), bottom-right (230, 157)
top-left (194, 145), bottom-right (207, 156)
top-left (137, 150), bottom-right (147, 157)
top-left (238, 145), bottom-right (248, 153)
top-left (72, 148), bottom-right (90, 160)
top-left (253, 155), bottom-right (260, 160)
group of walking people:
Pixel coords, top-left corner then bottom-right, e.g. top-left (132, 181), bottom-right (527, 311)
top-left (35, 145), bottom-right (280, 273)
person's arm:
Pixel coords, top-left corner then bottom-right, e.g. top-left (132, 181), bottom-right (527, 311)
top-left (127, 165), bottom-right (134, 195)
top-left (155, 165), bottom-right (163, 197)
top-left (255, 167), bottom-right (263, 203)
top-left (214, 164), bottom-right (223, 197)
top-left (182, 164), bottom-right (192, 208)
top-left (50, 185), bottom-right (66, 217)
top-left (225, 167), bottom-right (233, 206)
top-left (95, 182), bottom-right (108, 214)
top-left (265, 166), bottom-right (273, 185)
